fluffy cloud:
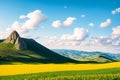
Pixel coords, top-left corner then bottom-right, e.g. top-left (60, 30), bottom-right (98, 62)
top-left (112, 11), bottom-right (116, 14)
top-left (45, 34), bottom-right (120, 53)
top-left (63, 17), bottom-right (76, 27)
top-left (93, 36), bottom-right (112, 45)
top-left (113, 41), bottom-right (120, 46)
top-left (8, 10), bottom-right (47, 34)
top-left (89, 22), bottom-right (94, 27)
top-left (111, 26), bottom-right (120, 39)
top-left (19, 15), bottom-right (26, 19)
top-left (62, 28), bottom-right (88, 41)
top-left (112, 8), bottom-right (120, 14)
top-left (9, 21), bottom-right (26, 33)
top-left (23, 10), bottom-right (47, 29)
top-left (52, 17), bottom-right (76, 28)
top-left (45, 26), bottom-right (120, 53)
top-left (90, 26), bottom-right (120, 52)
top-left (46, 27), bottom-right (88, 46)
top-left (52, 20), bottom-right (62, 28)
top-left (100, 19), bottom-right (111, 28)
top-left (93, 26), bottom-right (120, 46)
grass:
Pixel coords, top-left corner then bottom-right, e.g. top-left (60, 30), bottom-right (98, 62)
top-left (0, 68), bottom-right (120, 80)
top-left (0, 43), bottom-right (41, 64)
top-left (0, 39), bottom-right (79, 64)
top-left (0, 39), bottom-right (116, 64)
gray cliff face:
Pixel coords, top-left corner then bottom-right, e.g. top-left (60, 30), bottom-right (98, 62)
top-left (15, 37), bottom-right (27, 50)
top-left (4, 31), bottom-right (27, 50)
top-left (5, 31), bottom-right (20, 44)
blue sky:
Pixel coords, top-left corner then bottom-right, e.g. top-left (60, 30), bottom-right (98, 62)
top-left (0, 0), bottom-right (120, 53)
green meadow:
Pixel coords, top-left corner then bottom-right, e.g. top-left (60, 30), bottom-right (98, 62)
top-left (0, 68), bottom-right (120, 80)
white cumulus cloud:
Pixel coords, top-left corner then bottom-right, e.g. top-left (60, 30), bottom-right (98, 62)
top-left (7, 10), bottom-right (47, 34)
top-left (60, 27), bottom-right (88, 41)
top-left (52, 20), bottom-right (62, 28)
top-left (23, 10), bottom-right (47, 29)
top-left (46, 27), bottom-right (88, 46)
top-left (111, 26), bottom-right (120, 39)
top-left (52, 17), bottom-right (76, 28)
top-left (89, 22), bottom-right (94, 27)
top-left (45, 26), bottom-right (120, 53)
top-left (19, 15), bottom-right (26, 19)
top-left (63, 17), bottom-right (76, 27)
top-left (90, 26), bottom-right (120, 52)
top-left (100, 19), bottom-right (112, 28)
top-left (112, 8), bottom-right (120, 14)
top-left (93, 36), bottom-right (112, 45)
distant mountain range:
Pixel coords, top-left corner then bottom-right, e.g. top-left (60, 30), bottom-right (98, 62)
top-left (0, 31), bottom-right (120, 64)
top-left (0, 31), bottom-right (77, 64)
top-left (52, 49), bottom-right (120, 63)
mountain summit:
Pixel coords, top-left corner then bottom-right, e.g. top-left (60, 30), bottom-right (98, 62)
top-left (4, 31), bottom-right (27, 50)
top-left (5, 31), bottom-right (19, 44)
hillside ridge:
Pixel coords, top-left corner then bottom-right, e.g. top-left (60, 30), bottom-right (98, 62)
top-left (0, 31), bottom-right (77, 64)
top-left (4, 31), bottom-right (27, 50)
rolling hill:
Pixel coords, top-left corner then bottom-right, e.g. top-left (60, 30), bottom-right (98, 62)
top-left (52, 49), bottom-right (120, 63)
top-left (0, 31), bottom-right (77, 64)
top-left (0, 31), bottom-right (119, 64)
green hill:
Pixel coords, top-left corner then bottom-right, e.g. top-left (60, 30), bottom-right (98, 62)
top-left (0, 31), bottom-right (77, 64)
top-left (0, 31), bottom-right (116, 64)
top-left (84, 55), bottom-right (114, 62)
top-left (53, 49), bottom-right (117, 63)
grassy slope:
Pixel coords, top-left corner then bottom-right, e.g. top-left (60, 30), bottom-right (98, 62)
top-left (23, 38), bottom-right (78, 63)
top-left (53, 49), bottom-right (117, 62)
top-left (0, 68), bottom-right (120, 80)
top-left (0, 38), bottom-right (115, 64)
top-left (0, 38), bottom-right (78, 64)
top-left (85, 55), bottom-right (114, 62)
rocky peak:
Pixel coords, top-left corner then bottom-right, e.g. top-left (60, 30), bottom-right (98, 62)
top-left (4, 31), bottom-right (27, 50)
top-left (5, 31), bottom-right (19, 44)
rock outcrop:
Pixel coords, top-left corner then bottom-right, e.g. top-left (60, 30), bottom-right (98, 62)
top-left (15, 37), bottom-right (27, 50)
top-left (4, 31), bottom-right (27, 50)
top-left (5, 31), bottom-right (19, 44)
